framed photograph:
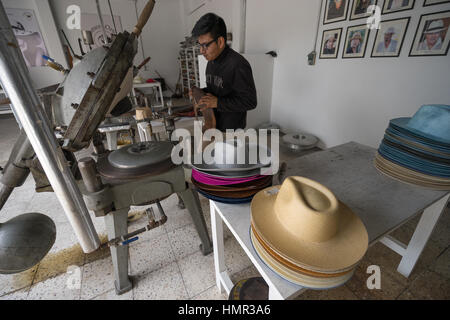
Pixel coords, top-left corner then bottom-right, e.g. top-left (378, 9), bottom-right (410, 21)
top-left (382, 0), bottom-right (415, 15)
top-left (5, 8), bottom-right (49, 67)
top-left (320, 28), bottom-right (343, 59)
top-left (424, 0), bottom-right (450, 7)
top-left (323, 0), bottom-right (350, 24)
top-left (342, 24), bottom-right (370, 58)
top-left (410, 10), bottom-right (450, 56)
top-left (371, 18), bottom-right (410, 57)
top-left (350, 0), bottom-right (378, 20)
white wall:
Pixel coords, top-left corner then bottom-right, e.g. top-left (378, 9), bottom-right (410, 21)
top-left (246, 0), bottom-right (450, 148)
top-left (49, 0), bottom-right (183, 93)
top-left (2, 0), bottom-right (67, 89)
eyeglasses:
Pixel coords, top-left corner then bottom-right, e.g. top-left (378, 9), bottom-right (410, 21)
top-left (197, 38), bottom-right (217, 50)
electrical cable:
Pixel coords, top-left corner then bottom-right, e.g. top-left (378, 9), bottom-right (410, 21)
top-left (313, 1), bottom-right (324, 51)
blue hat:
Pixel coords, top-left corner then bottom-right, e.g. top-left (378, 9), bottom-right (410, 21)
top-left (390, 105), bottom-right (450, 146)
top-left (196, 188), bottom-right (254, 204)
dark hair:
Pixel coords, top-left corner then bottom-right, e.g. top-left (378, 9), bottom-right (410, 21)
top-left (191, 13), bottom-right (227, 41)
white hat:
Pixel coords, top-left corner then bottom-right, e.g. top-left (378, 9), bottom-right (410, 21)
top-left (385, 27), bottom-right (396, 34)
top-left (326, 34), bottom-right (336, 42)
top-left (351, 31), bottom-right (362, 40)
top-left (424, 19), bottom-right (446, 34)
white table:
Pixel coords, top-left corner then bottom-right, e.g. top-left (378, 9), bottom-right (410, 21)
top-left (209, 142), bottom-right (449, 300)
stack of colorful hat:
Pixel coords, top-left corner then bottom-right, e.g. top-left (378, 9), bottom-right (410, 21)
top-left (250, 176), bottom-right (369, 289)
top-left (191, 141), bottom-right (274, 204)
top-left (375, 105), bottom-right (450, 190)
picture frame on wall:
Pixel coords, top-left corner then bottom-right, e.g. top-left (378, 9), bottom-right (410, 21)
top-left (5, 8), bottom-right (49, 67)
top-left (371, 18), bottom-right (410, 57)
top-left (320, 28), bottom-right (343, 59)
top-left (323, 0), bottom-right (350, 24)
top-left (342, 24), bottom-right (370, 58)
top-left (410, 10), bottom-right (450, 56)
top-left (382, 0), bottom-right (415, 15)
top-left (424, 0), bottom-right (450, 7)
top-left (350, 0), bottom-right (378, 20)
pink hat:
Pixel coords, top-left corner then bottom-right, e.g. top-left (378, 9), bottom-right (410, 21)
top-left (192, 169), bottom-right (265, 186)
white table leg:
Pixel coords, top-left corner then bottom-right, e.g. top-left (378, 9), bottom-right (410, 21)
top-left (397, 194), bottom-right (450, 277)
top-left (210, 200), bottom-right (227, 293)
top-left (268, 287), bottom-right (284, 300)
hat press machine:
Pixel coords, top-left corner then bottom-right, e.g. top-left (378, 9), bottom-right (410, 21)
top-left (0, 0), bottom-right (212, 294)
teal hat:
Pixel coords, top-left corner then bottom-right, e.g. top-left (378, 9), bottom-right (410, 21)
top-left (390, 105), bottom-right (450, 146)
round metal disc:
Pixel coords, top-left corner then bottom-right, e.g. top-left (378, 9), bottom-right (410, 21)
top-left (108, 142), bottom-right (174, 169)
top-left (282, 133), bottom-right (318, 150)
top-left (0, 213), bottom-right (56, 274)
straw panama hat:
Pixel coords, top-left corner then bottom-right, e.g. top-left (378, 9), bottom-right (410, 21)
top-left (351, 31), bottom-right (363, 40)
top-left (251, 176), bottom-right (369, 272)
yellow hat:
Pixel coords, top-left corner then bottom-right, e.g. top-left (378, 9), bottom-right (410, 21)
top-left (251, 176), bottom-right (368, 272)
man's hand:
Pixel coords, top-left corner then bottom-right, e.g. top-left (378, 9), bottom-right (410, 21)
top-left (198, 93), bottom-right (218, 112)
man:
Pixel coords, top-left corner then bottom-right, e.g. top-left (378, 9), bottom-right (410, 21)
top-left (387, 0), bottom-right (409, 11)
top-left (191, 13), bottom-right (257, 132)
top-left (346, 31), bottom-right (363, 54)
top-left (327, 0), bottom-right (346, 20)
top-left (418, 19), bottom-right (446, 51)
top-left (323, 34), bottom-right (337, 55)
top-left (376, 27), bottom-right (398, 53)
top-left (355, 0), bottom-right (372, 15)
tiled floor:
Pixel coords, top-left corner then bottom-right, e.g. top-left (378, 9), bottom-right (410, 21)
top-left (0, 114), bottom-right (449, 300)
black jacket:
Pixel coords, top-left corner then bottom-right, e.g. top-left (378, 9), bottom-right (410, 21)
top-left (203, 46), bottom-right (257, 131)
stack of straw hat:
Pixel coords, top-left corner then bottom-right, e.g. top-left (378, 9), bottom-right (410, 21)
top-left (375, 105), bottom-right (450, 190)
top-left (250, 176), bottom-right (369, 289)
top-left (191, 140), bottom-right (273, 204)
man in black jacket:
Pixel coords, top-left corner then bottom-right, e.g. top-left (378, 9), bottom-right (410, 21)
top-left (191, 13), bottom-right (257, 131)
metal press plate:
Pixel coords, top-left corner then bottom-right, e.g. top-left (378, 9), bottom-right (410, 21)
top-left (108, 141), bottom-right (174, 169)
top-left (282, 133), bottom-right (318, 150)
top-left (57, 47), bottom-right (109, 126)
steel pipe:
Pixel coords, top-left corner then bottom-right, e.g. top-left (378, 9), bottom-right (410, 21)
top-left (95, 0), bottom-right (109, 44)
top-left (0, 3), bottom-right (100, 253)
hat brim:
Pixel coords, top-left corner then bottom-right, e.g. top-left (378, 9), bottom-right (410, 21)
top-left (192, 178), bottom-right (272, 198)
top-left (251, 185), bottom-right (369, 272)
top-left (191, 167), bottom-right (268, 179)
top-left (374, 153), bottom-right (450, 190)
top-left (196, 188), bottom-right (254, 204)
top-left (251, 224), bottom-right (353, 278)
top-left (378, 143), bottom-right (450, 177)
top-left (191, 143), bottom-right (272, 172)
top-left (250, 228), bottom-right (355, 289)
top-left (384, 131), bottom-right (450, 158)
top-left (390, 118), bottom-right (450, 146)
top-left (386, 127), bottom-right (450, 153)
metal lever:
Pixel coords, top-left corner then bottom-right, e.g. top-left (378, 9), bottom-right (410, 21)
top-left (100, 205), bottom-right (167, 248)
